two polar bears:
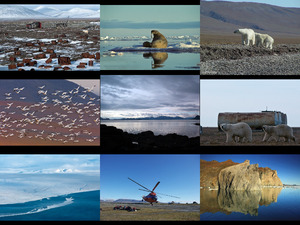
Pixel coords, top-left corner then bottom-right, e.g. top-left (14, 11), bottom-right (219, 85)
top-left (220, 122), bottom-right (296, 143)
top-left (234, 28), bottom-right (274, 49)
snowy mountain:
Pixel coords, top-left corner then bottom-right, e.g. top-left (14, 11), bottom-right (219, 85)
top-left (114, 199), bottom-right (144, 203)
top-left (50, 8), bottom-right (100, 18)
top-left (55, 168), bottom-right (79, 173)
top-left (0, 5), bottom-right (100, 20)
top-left (33, 6), bottom-right (61, 16)
top-left (0, 5), bottom-right (49, 19)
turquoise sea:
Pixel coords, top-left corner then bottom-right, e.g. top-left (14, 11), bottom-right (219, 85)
top-left (100, 39), bottom-right (200, 70)
top-left (0, 190), bottom-right (100, 221)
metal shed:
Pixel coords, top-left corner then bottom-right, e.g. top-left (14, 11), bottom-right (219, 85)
top-left (218, 111), bottom-right (287, 130)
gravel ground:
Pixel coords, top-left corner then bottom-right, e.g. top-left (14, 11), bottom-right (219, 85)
top-left (200, 127), bottom-right (300, 146)
top-left (200, 44), bottom-right (300, 75)
top-left (0, 20), bottom-right (100, 70)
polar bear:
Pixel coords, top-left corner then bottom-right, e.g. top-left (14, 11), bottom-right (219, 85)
top-left (234, 28), bottom-right (255, 46)
top-left (220, 122), bottom-right (252, 143)
top-left (255, 33), bottom-right (274, 50)
top-left (262, 124), bottom-right (295, 142)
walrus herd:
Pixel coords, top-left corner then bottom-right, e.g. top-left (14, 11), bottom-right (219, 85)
top-left (143, 30), bottom-right (168, 48)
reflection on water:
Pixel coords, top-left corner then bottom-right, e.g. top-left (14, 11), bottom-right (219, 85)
top-left (100, 40), bottom-right (200, 70)
top-left (217, 189), bottom-right (262, 216)
top-left (101, 120), bottom-right (199, 138)
top-left (201, 188), bottom-right (282, 217)
top-left (143, 52), bottom-right (168, 69)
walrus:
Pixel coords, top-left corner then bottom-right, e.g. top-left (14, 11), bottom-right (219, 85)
top-left (143, 30), bottom-right (168, 48)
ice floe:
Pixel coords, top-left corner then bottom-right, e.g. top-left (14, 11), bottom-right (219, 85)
top-left (103, 40), bottom-right (200, 54)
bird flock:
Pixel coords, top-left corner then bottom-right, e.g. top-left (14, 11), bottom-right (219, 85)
top-left (0, 83), bottom-right (100, 145)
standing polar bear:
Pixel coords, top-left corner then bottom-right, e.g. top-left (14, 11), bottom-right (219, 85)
top-left (234, 28), bottom-right (255, 46)
top-left (262, 124), bottom-right (296, 142)
top-left (220, 122), bottom-right (252, 143)
top-left (255, 33), bottom-right (274, 49)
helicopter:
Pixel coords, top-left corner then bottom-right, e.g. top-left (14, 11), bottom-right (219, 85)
top-left (128, 177), bottom-right (179, 205)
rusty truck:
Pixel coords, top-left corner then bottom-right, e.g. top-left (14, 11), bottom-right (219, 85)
top-left (26, 22), bottom-right (42, 29)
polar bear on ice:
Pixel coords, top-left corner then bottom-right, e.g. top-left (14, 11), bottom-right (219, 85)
top-left (234, 28), bottom-right (255, 46)
top-left (255, 33), bottom-right (274, 50)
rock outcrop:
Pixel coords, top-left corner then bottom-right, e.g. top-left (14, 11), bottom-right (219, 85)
top-left (218, 160), bottom-right (262, 191)
top-left (259, 167), bottom-right (283, 186)
top-left (200, 159), bottom-right (283, 191)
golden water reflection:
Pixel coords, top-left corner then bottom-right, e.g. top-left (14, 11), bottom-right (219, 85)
top-left (200, 188), bottom-right (282, 216)
top-left (143, 52), bottom-right (168, 69)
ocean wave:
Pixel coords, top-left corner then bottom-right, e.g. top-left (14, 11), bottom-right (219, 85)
top-left (0, 197), bottom-right (74, 218)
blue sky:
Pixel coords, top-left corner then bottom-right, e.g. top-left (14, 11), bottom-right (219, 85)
top-left (100, 5), bottom-right (200, 37)
top-left (201, 154), bottom-right (300, 185)
top-left (0, 155), bottom-right (100, 174)
top-left (100, 154), bottom-right (200, 203)
top-left (201, 80), bottom-right (300, 127)
top-left (203, 0), bottom-right (300, 8)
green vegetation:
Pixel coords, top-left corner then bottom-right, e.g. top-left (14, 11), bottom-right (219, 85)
top-left (100, 202), bottom-right (200, 221)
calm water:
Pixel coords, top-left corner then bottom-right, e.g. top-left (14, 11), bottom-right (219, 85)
top-left (102, 120), bottom-right (200, 138)
top-left (100, 40), bottom-right (200, 70)
top-left (0, 190), bottom-right (100, 221)
top-left (200, 188), bottom-right (300, 220)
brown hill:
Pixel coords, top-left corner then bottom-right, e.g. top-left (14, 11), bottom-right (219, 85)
top-left (200, 159), bottom-right (238, 188)
top-left (201, 1), bottom-right (300, 37)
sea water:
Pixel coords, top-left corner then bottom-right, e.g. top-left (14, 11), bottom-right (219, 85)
top-left (100, 38), bottom-right (200, 70)
top-left (200, 188), bottom-right (300, 221)
top-left (0, 190), bottom-right (100, 221)
top-left (102, 120), bottom-right (200, 138)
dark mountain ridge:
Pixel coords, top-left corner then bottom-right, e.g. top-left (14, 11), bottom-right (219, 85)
top-left (102, 115), bottom-right (199, 120)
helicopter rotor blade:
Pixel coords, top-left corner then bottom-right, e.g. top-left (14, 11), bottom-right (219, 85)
top-left (155, 192), bottom-right (180, 199)
top-left (152, 181), bottom-right (160, 192)
top-left (128, 177), bottom-right (152, 192)
top-left (138, 188), bottom-right (150, 193)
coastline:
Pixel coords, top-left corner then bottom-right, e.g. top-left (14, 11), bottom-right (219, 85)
top-left (100, 124), bottom-right (199, 150)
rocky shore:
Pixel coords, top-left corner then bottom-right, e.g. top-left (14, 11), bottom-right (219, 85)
top-left (200, 44), bottom-right (300, 75)
top-left (100, 124), bottom-right (199, 150)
